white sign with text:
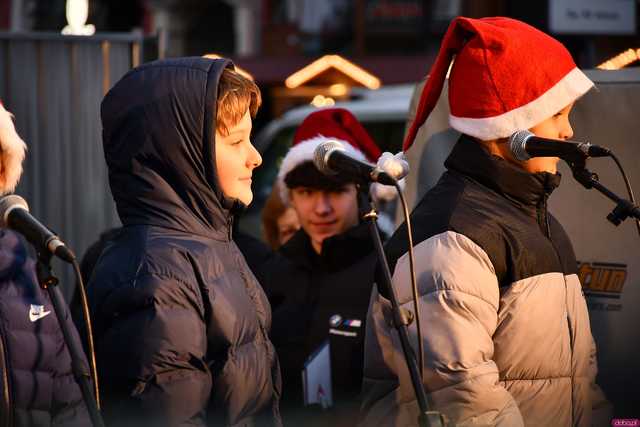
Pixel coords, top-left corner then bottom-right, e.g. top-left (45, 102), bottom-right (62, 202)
top-left (549, 0), bottom-right (636, 35)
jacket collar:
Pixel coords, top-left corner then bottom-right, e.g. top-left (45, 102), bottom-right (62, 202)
top-left (445, 135), bottom-right (561, 207)
top-left (280, 222), bottom-right (374, 272)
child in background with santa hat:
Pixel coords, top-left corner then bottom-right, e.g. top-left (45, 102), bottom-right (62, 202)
top-left (361, 17), bottom-right (606, 427)
top-left (253, 107), bottom-right (395, 427)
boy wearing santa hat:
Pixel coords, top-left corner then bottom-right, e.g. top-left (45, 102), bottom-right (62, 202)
top-left (258, 108), bottom-right (392, 426)
top-left (361, 17), bottom-right (605, 427)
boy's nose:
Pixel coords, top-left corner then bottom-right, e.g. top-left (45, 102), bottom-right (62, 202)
top-left (247, 142), bottom-right (262, 169)
top-left (314, 194), bottom-right (332, 215)
top-left (560, 120), bottom-right (574, 141)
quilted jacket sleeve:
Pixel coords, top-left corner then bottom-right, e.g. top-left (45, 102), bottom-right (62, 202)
top-left (94, 272), bottom-right (212, 427)
top-left (361, 231), bottom-right (524, 427)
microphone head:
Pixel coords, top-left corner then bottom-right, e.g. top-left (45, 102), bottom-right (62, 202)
top-left (313, 140), bottom-right (346, 175)
top-left (509, 130), bottom-right (534, 162)
top-left (0, 194), bottom-right (29, 228)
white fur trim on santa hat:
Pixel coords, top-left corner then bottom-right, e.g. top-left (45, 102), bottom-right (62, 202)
top-left (449, 67), bottom-right (593, 141)
top-left (277, 135), bottom-right (367, 203)
top-left (0, 103), bottom-right (27, 195)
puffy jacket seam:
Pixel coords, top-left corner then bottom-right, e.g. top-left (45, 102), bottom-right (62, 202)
top-left (501, 375), bottom-right (572, 381)
top-left (9, 328), bottom-right (58, 338)
top-left (103, 272), bottom-right (203, 317)
top-left (393, 371), bottom-right (502, 405)
top-left (227, 333), bottom-right (265, 347)
top-left (147, 272), bottom-right (204, 317)
top-left (124, 221), bottom-right (230, 242)
top-left (363, 372), bottom-right (503, 408)
top-left (133, 271), bottom-right (197, 289)
top-left (413, 286), bottom-right (498, 312)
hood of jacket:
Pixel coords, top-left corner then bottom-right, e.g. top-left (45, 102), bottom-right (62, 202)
top-left (101, 57), bottom-right (239, 241)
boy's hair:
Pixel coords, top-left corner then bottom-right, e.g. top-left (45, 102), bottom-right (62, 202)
top-left (284, 161), bottom-right (354, 192)
top-left (216, 68), bottom-right (262, 136)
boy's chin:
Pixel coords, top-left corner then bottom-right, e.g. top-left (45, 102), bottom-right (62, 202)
top-left (236, 192), bottom-right (253, 206)
top-left (222, 188), bottom-right (253, 206)
top-left (522, 157), bottom-right (559, 174)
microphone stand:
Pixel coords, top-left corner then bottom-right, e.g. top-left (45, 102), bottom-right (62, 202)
top-left (569, 159), bottom-right (640, 226)
top-left (35, 252), bottom-right (105, 427)
top-left (357, 188), bottom-right (446, 427)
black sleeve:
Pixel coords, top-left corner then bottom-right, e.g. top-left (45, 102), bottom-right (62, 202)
top-left (95, 273), bottom-right (210, 427)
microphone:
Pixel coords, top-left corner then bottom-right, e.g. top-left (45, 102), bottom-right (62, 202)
top-left (509, 130), bottom-right (611, 162)
top-left (313, 140), bottom-right (396, 185)
top-left (0, 195), bottom-right (75, 263)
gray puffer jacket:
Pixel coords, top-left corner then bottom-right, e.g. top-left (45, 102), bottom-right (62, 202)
top-left (361, 136), bottom-right (602, 427)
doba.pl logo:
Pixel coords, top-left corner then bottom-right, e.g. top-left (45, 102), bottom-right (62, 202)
top-left (612, 419), bottom-right (640, 426)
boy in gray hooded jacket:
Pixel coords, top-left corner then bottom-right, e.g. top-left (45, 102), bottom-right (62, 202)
top-left (361, 17), bottom-right (605, 427)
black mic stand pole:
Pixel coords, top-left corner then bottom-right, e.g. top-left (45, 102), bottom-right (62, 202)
top-left (35, 252), bottom-right (105, 427)
top-left (357, 187), bottom-right (446, 427)
top-left (569, 161), bottom-right (640, 226)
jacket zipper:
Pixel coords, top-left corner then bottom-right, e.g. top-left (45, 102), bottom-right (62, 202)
top-left (543, 193), bottom-right (551, 238)
top-left (538, 185), bottom-right (576, 422)
top-left (537, 193), bottom-right (552, 238)
top-left (0, 328), bottom-right (12, 427)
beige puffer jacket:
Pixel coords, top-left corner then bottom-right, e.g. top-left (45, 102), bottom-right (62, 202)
top-left (361, 137), bottom-right (602, 427)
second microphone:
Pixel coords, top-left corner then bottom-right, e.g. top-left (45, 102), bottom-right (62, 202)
top-left (313, 140), bottom-right (397, 185)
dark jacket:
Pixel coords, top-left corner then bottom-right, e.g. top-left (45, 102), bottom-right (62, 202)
top-left (362, 136), bottom-right (599, 426)
top-left (89, 57), bottom-right (281, 427)
top-left (253, 223), bottom-right (376, 426)
top-left (0, 229), bottom-right (89, 427)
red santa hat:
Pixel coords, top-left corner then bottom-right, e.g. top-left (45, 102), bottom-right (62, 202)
top-left (277, 108), bottom-right (387, 202)
top-left (0, 101), bottom-right (27, 195)
top-left (403, 16), bottom-right (594, 151)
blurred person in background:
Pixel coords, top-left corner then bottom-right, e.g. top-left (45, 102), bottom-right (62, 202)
top-left (254, 108), bottom-right (396, 427)
top-left (262, 182), bottom-right (300, 250)
top-left (0, 101), bottom-right (89, 426)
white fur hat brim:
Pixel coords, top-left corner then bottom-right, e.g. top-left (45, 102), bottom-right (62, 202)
top-left (0, 103), bottom-right (27, 195)
top-left (277, 135), bottom-right (367, 203)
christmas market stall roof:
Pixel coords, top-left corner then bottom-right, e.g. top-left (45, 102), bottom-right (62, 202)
top-left (232, 54), bottom-right (435, 87)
